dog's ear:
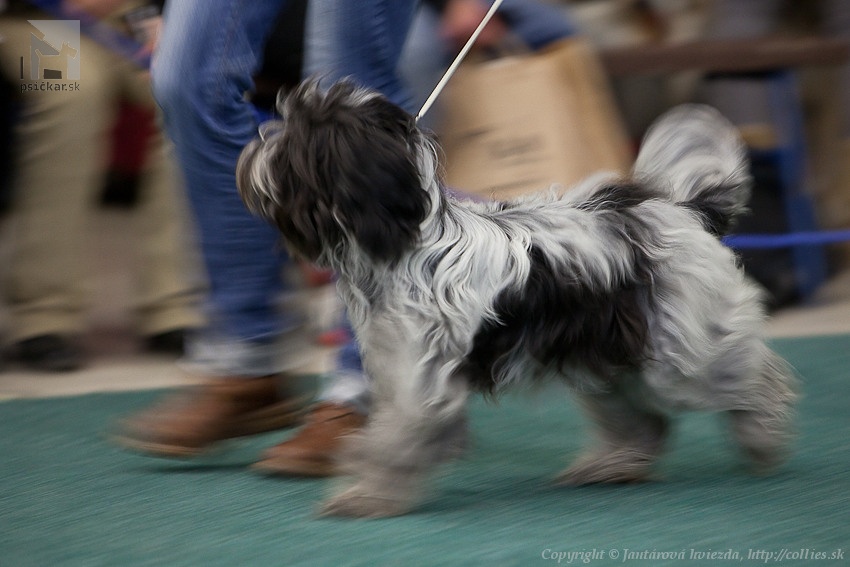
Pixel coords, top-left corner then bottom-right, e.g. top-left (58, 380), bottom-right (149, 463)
top-left (329, 99), bottom-right (430, 263)
top-left (295, 83), bottom-right (431, 263)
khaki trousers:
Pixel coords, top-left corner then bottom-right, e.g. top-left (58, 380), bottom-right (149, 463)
top-left (0, 16), bottom-right (205, 341)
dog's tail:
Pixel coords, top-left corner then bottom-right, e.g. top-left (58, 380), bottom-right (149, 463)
top-left (633, 104), bottom-right (751, 237)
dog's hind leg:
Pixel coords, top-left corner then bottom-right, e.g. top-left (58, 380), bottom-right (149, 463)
top-left (726, 349), bottom-right (798, 474)
top-left (556, 388), bottom-right (669, 486)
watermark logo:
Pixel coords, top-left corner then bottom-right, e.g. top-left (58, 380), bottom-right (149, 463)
top-left (19, 20), bottom-right (81, 92)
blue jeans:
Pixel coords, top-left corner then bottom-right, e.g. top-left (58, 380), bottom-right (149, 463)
top-left (306, 0), bottom-right (418, 112)
top-left (153, 0), bottom-right (416, 377)
top-left (306, 0), bottom-right (417, 412)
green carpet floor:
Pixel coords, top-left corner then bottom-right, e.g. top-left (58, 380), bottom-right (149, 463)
top-left (2, 335), bottom-right (849, 566)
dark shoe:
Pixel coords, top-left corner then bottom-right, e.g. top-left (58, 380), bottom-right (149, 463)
top-left (144, 329), bottom-right (189, 356)
top-left (252, 402), bottom-right (366, 477)
top-left (110, 375), bottom-right (311, 458)
top-left (7, 334), bottom-right (83, 372)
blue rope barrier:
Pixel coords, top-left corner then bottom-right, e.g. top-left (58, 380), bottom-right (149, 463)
top-left (724, 230), bottom-right (850, 250)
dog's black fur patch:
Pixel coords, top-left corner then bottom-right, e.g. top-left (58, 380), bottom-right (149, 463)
top-left (577, 182), bottom-right (664, 213)
top-left (681, 183), bottom-right (744, 237)
top-left (462, 185), bottom-right (660, 392)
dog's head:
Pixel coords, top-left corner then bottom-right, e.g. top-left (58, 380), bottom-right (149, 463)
top-left (237, 79), bottom-right (434, 264)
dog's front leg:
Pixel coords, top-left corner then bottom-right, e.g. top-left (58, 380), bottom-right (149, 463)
top-left (319, 405), bottom-right (467, 518)
top-left (320, 349), bottom-right (469, 518)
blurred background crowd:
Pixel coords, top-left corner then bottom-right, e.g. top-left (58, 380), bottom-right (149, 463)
top-left (1, 0), bottom-right (850, 376)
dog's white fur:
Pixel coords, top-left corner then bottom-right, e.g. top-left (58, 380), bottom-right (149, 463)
top-left (237, 80), bottom-right (797, 518)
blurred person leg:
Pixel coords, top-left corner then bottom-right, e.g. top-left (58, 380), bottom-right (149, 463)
top-left (253, 319), bottom-right (369, 476)
top-left (117, 62), bottom-right (206, 355)
top-left (399, 3), bottom-right (445, 130)
top-left (304, 0), bottom-right (418, 110)
top-left (111, 0), bottom-right (314, 457)
top-left (114, 0), bottom-right (420, 461)
top-left (252, 0), bottom-right (418, 476)
top-left (0, 17), bottom-right (118, 371)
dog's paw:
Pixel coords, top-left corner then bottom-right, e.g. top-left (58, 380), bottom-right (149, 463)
top-left (555, 450), bottom-right (656, 486)
top-left (319, 486), bottom-right (413, 519)
top-left (741, 445), bottom-right (790, 477)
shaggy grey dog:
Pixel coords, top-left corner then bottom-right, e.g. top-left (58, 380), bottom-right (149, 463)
top-left (237, 80), bottom-right (797, 518)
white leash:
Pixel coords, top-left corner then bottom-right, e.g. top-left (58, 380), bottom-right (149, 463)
top-left (415, 0), bottom-right (505, 122)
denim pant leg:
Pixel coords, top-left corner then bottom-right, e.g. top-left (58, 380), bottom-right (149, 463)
top-left (399, 4), bottom-right (449, 130)
top-left (152, 0), bottom-right (295, 377)
top-left (303, 0), bottom-right (417, 411)
top-left (304, 0), bottom-right (417, 111)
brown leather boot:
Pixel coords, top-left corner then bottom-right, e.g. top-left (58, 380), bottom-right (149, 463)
top-left (111, 375), bottom-right (311, 458)
top-left (252, 402), bottom-right (366, 477)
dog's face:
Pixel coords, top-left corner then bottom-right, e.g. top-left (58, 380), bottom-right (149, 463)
top-left (237, 80), bottom-right (432, 264)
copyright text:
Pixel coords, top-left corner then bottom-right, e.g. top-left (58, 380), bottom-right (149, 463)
top-left (541, 547), bottom-right (845, 563)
